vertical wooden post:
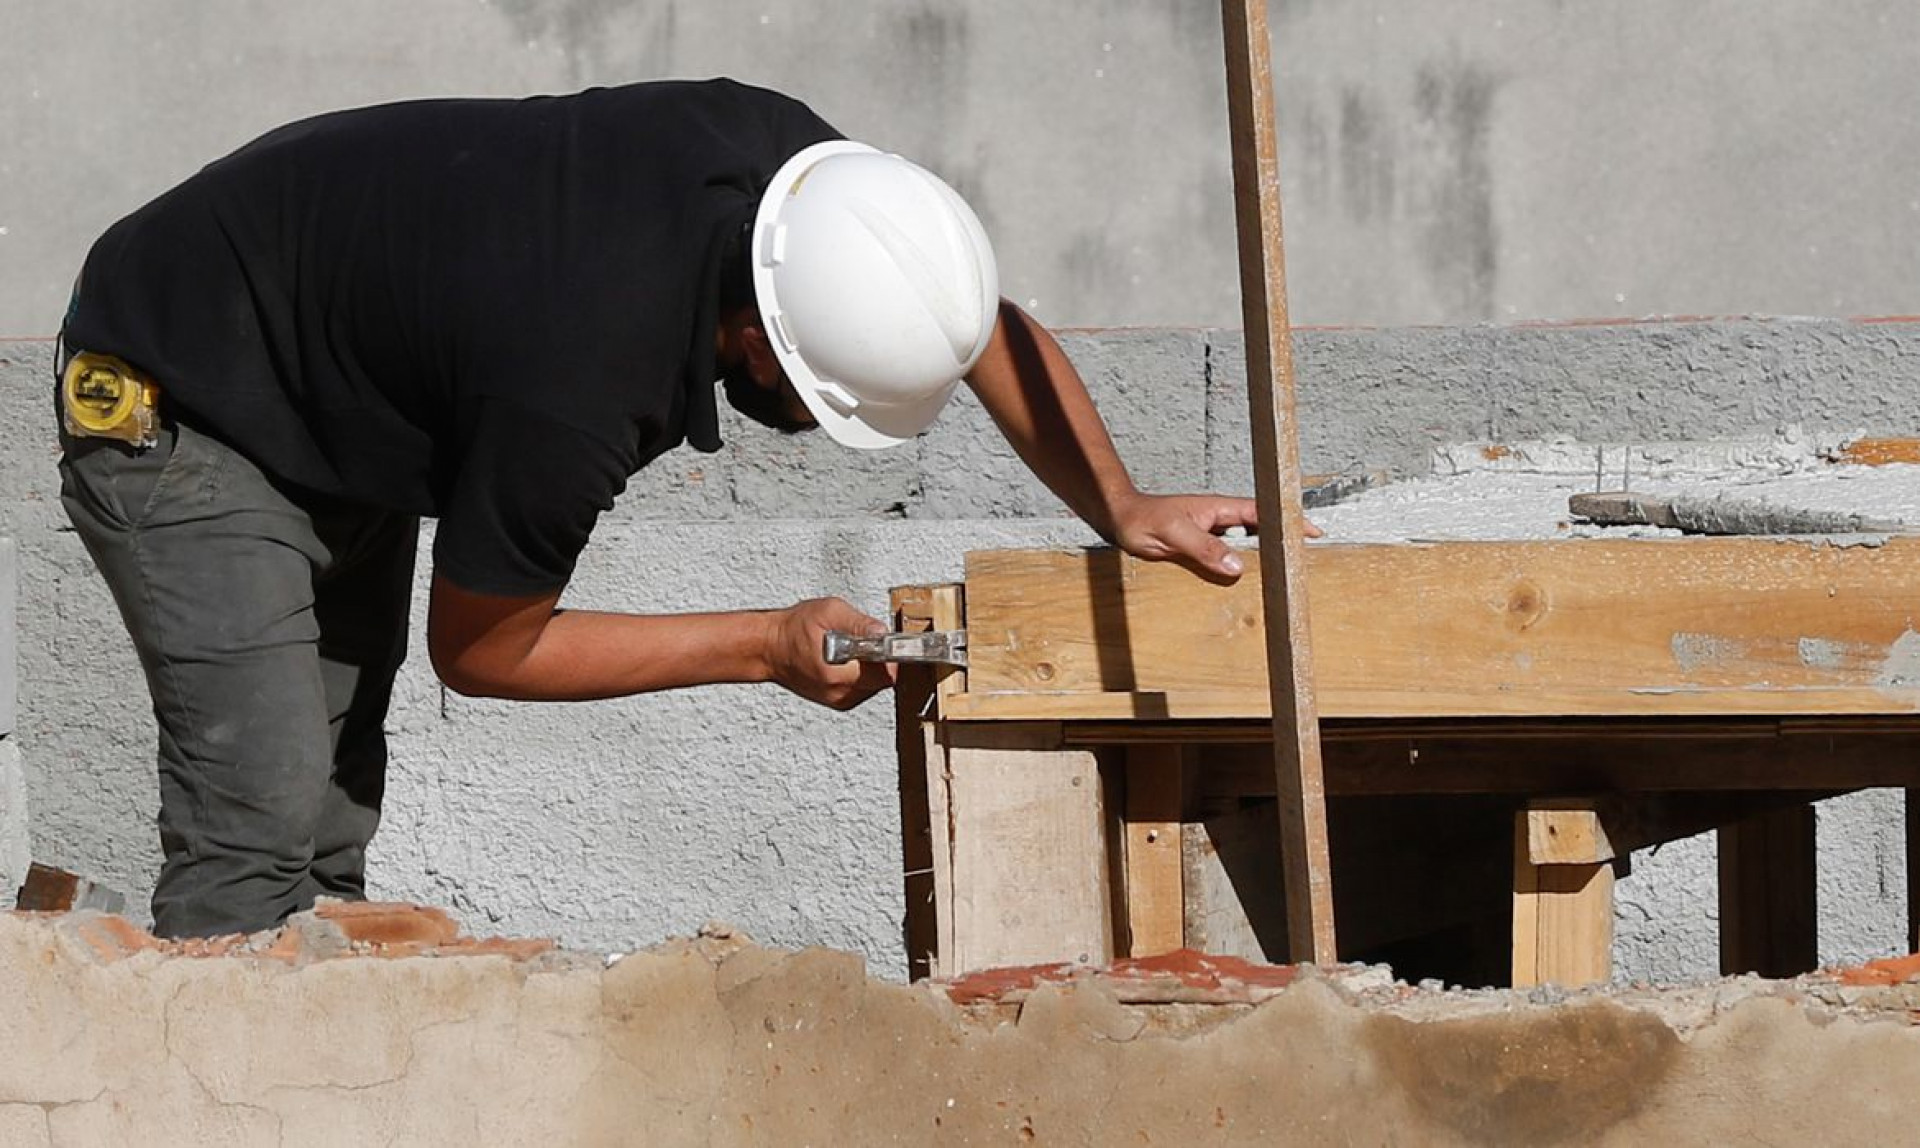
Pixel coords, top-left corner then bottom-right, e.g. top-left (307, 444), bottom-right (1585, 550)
top-left (1122, 745), bottom-right (1188, 957)
top-left (1512, 803), bottom-right (1616, 988)
top-left (893, 584), bottom-right (965, 981)
top-left (1220, 0), bottom-right (1337, 963)
top-left (1907, 788), bottom-right (1919, 956)
top-left (1719, 803), bottom-right (1818, 977)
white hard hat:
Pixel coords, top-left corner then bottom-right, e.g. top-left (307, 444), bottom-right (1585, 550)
top-left (751, 140), bottom-right (1000, 449)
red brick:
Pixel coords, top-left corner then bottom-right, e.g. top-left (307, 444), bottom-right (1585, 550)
top-left (67, 915), bottom-right (162, 963)
top-left (314, 901), bottom-right (460, 947)
top-left (1838, 953), bottom-right (1920, 987)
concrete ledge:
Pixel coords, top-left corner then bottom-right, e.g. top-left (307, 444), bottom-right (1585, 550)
top-left (5, 910), bottom-right (1920, 1144)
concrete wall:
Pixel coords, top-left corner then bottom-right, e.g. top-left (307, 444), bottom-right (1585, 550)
top-left (6, 0), bottom-right (1920, 335)
top-left (9, 911), bottom-right (1920, 1145)
top-left (0, 540), bottom-right (21, 901)
top-left (6, 319), bottom-right (1918, 983)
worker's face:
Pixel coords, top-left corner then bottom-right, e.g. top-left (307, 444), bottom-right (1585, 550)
top-left (722, 317), bottom-right (817, 434)
top-left (722, 358), bottom-right (815, 434)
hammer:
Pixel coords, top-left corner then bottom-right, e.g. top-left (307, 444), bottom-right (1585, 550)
top-left (821, 629), bottom-right (968, 668)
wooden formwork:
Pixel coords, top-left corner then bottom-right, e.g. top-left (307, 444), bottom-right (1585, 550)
top-left (895, 540), bottom-right (1920, 987)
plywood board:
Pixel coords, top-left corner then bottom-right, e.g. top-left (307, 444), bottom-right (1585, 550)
top-left (958, 540), bottom-right (1920, 719)
top-left (944, 726), bottom-right (1113, 974)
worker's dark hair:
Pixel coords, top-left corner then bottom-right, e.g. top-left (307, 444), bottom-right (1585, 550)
top-left (716, 219), bottom-right (756, 316)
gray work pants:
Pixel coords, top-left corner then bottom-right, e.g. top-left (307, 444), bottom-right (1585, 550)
top-left (59, 413), bottom-right (419, 938)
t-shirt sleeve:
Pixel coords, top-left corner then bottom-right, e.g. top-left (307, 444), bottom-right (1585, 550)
top-left (431, 398), bottom-right (633, 597)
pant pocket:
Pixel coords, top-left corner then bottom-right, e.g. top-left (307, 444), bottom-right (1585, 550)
top-left (58, 424), bottom-right (184, 533)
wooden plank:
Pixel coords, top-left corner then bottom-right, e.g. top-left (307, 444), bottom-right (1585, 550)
top-left (1512, 807), bottom-right (1615, 988)
top-left (1526, 803), bottom-right (1616, 866)
top-left (1122, 745), bottom-right (1186, 957)
top-left (1719, 803), bottom-right (1819, 977)
top-left (1060, 716), bottom-right (1920, 746)
top-left (945, 687), bottom-right (1920, 722)
top-left (1220, 0), bottom-right (1337, 965)
top-left (922, 722), bottom-right (955, 980)
top-left (958, 540), bottom-right (1920, 720)
top-left (893, 584), bottom-right (964, 981)
top-left (944, 724), bottom-right (1112, 974)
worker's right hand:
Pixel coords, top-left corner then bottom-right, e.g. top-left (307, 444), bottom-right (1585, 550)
top-left (764, 597), bottom-right (897, 711)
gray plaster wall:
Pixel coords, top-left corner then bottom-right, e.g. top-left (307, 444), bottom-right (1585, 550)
top-left (7, 1), bottom-right (1920, 337)
top-left (0, 537), bottom-right (20, 900)
top-left (4, 320), bottom-right (1917, 981)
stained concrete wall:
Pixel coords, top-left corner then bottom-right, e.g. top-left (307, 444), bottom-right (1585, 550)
top-left (5, 0), bottom-right (1920, 335)
top-left (5, 319), bottom-right (1918, 984)
top-left (9, 912), bottom-right (1920, 1145)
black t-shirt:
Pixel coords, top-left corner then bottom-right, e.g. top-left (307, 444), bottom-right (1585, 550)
top-left (65, 79), bottom-right (840, 595)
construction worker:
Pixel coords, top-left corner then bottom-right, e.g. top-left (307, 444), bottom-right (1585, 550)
top-left (57, 79), bottom-right (1283, 940)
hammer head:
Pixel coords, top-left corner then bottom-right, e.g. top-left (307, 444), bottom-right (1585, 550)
top-left (822, 629), bottom-right (968, 668)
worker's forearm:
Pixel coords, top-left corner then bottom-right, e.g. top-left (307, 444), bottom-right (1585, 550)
top-left (444, 607), bottom-right (776, 702)
top-left (966, 301), bottom-right (1140, 540)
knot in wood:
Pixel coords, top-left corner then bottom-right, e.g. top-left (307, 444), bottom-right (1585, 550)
top-left (1505, 579), bottom-right (1548, 631)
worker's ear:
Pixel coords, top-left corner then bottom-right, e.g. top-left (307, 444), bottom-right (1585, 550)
top-left (738, 323), bottom-right (784, 387)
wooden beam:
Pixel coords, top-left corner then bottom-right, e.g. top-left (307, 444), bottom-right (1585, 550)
top-left (1512, 804), bottom-right (1615, 988)
top-left (1216, 0), bottom-right (1337, 964)
top-left (1191, 730), bottom-right (1920, 796)
top-left (955, 539), bottom-right (1920, 720)
top-left (1525, 802), bottom-right (1616, 866)
top-left (893, 584), bottom-right (964, 981)
top-left (1719, 803), bottom-right (1819, 977)
top-left (1121, 745), bottom-right (1187, 957)
top-left (942, 723), bottom-right (1113, 975)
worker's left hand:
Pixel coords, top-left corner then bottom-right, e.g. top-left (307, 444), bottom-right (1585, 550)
top-left (1111, 493), bottom-right (1321, 583)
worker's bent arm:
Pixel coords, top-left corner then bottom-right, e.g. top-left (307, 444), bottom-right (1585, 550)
top-left (966, 299), bottom-right (1297, 582)
top-left (426, 576), bottom-right (894, 708)
top-left (964, 299), bottom-right (1142, 540)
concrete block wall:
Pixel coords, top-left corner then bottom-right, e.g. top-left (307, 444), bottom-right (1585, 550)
top-left (2, 320), bottom-right (1917, 982)
top-left (0, 539), bottom-right (19, 901)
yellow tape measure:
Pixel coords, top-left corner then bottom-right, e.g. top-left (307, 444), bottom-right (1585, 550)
top-left (61, 352), bottom-right (160, 448)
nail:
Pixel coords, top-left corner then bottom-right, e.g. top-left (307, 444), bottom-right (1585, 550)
top-left (1222, 554), bottom-right (1244, 576)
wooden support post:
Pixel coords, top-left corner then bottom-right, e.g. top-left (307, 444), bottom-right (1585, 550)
top-left (1909, 788), bottom-right (1920, 956)
top-left (1122, 745), bottom-right (1187, 957)
top-left (1719, 803), bottom-right (1818, 977)
top-left (1512, 802), bottom-right (1615, 988)
top-left (1220, 0), bottom-right (1337, 964)
top-left (892, 585), bottom-right (965, 981)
